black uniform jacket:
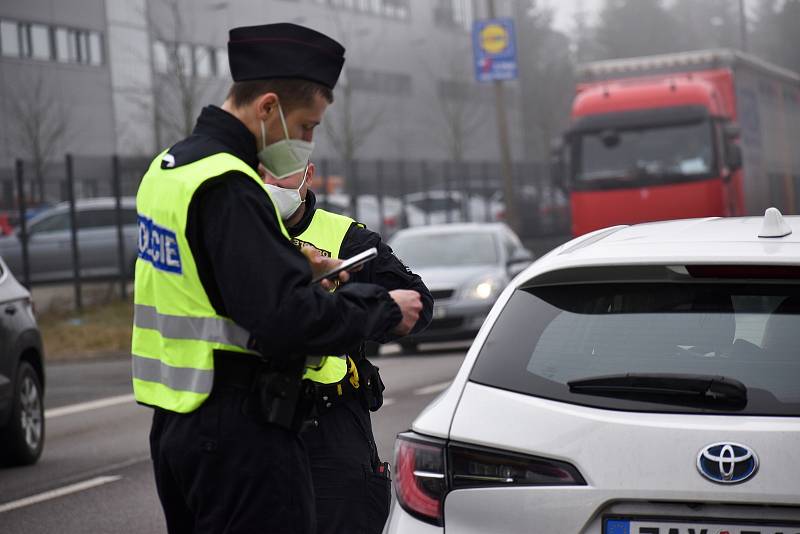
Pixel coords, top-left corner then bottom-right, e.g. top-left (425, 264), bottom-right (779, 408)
top-left (288, 191), bottom-right (433, 347)
top-left (165, 106), bottom-right (402, 358)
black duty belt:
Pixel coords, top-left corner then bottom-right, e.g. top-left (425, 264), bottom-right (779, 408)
top-left (313, 378), bottom-right (359, 411)
top-left (311, 356), bottom-right (362, 413)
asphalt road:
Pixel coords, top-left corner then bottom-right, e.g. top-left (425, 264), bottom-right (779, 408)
top-left (0, 344), bottom-right (468, 533)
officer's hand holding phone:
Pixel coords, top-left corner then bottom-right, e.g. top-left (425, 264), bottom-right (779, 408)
top-left (301, 246), bottom-right (350, 291)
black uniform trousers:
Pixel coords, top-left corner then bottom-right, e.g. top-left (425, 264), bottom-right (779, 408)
top-left (301, 397), bottom-right (391, 534)
top-left (149, 383), bottom-right (315, 534)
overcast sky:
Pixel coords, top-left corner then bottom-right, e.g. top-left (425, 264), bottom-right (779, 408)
top-left (546, 0), bottom-right (605, 35)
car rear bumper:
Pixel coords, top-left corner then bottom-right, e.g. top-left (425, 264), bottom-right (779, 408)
top-left (385, 489), bottom-right (800, 533)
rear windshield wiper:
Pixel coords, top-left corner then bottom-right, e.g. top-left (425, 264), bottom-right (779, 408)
top-left (567, 373), bottom-right (747, 407)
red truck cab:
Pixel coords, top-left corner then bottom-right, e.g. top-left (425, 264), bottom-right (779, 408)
top-left (556, 50), bottom-right (799, 236)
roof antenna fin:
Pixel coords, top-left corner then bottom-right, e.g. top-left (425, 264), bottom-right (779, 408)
top-left (758, 207), bottom-right (792, 238)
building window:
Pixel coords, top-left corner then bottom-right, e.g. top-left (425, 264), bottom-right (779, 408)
top-left (195, 45), bottom-right (214, 77)
top-left (153, 40), bottom-right (168, 73)
top-left (347, 67), bottom-right (412, 95)
top-left (88, 31), bottom-right (103, 65)
top-left (0, 18), bottom-right (103, 65)
top-left (54, 27), bottom-right (69, 62)
top-left (313, 0), bottom-right (409, 20)
top-left (72, 29), bottom-right (89, 63)
top-left (174, 43), bottom-right (192, 76)
top-left (154, 41), bottom-right (226, 78)
top-left (30, 24), bottom-right (51, 59)
top-left (216, 47), bottom-right (228, 77)
top-left (18, 23), bottom-right (31, 57)
top-left (0, 20), bottom-right (19, 57)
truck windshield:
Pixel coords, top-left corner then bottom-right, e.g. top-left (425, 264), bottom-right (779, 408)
top-left (575, 120), bottom-right (715, 184)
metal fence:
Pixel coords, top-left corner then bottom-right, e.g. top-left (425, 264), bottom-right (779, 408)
top-left (0, 154), bottom-right (569, 311)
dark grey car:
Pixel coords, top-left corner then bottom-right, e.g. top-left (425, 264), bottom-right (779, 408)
top-left (388, 223), bottom-right (534, 351)
top-left (0, 198), bottom-right (138, 283)
top-left (0, 256), bottom-right (45, 466)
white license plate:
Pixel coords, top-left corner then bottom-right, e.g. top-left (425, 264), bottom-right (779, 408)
top-left (604, 517), bottom-right (800, 534)
top-left (433, 306), bottom-right (447, 319)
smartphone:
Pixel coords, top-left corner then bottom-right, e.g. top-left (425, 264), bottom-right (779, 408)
top-left (311, 247), bottom-right (378, 284)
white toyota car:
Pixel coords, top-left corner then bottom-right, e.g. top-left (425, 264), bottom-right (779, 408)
top-left (387, 209), bottom-right (800, 534)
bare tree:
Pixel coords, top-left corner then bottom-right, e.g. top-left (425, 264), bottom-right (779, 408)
top-left (149, 0), bottom-right (202, 144)
top-left (134, 0), bottom-right (228, 149)
top-left (323, 78), bottom-right (384, 166)
top-left (322, 15), bottom-right (386, 168)
top-left (515, 2), bottom-right (574, 161)
top-left (7, 73), bottom-right (73, 203)
top-left (418, 42), bottom-right (490, 163)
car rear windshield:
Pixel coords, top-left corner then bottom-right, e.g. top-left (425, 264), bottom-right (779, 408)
top-left (469, 283), bottom-right (800, 415)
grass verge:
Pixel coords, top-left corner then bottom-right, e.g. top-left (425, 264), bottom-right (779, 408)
top-left (38, 298), bottom-right (133, 362)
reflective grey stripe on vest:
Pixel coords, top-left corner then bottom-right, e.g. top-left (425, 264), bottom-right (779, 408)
top-left (134, 304), bottom-right (255, 351)
top-left (132, 354), bottom-right (213, 394)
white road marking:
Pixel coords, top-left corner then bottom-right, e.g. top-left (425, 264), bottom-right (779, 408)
top-left (382, 398), bottom-right (396, 406)
top-left (413, 381), bottom-right (451, 396)
top-left (0, 476), bottom-right (122, 514)
top-left (45, 394), bottom-right (136, 419)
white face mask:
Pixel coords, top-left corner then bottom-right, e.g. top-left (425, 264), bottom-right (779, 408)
top-left (264, 164), bottom-right (309, 220)
top-left (258, 103), bottom-right (314, 180)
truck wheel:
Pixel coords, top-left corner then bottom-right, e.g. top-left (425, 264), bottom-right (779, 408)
top-left (0, 361), bottom-right (45, 466)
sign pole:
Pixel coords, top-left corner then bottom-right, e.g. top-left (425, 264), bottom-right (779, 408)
top-left (481, 0), bottom-right (519, 232)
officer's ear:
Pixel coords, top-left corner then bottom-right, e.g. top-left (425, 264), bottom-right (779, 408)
top-left (256, 92), bottom-right (280, 120)
top-left (306, 162), bottom-right (316, 188)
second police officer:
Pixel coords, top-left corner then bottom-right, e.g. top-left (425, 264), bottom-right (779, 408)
top-left (133, 23), bottom-right (423, 534)
top-left (260, 160), bottom-right (434, 533)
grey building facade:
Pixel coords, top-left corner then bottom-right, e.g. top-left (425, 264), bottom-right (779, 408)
top-left (1, 0), bottom-right (535, 202)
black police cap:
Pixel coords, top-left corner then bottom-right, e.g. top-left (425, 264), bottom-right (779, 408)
top-left (228, 23), bottom-right (345, 89)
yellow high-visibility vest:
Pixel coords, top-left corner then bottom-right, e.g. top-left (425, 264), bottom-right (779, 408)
top-left (295, 208), bottom-right (360, 385)
top-left (132, 151), bottom-right (289, 413)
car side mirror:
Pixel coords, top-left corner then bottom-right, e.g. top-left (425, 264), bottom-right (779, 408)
top-left (725, 143), bottom-right (743, 173)
top-left (507, 249), bottom-right (534, 277)
top-left (722, 122), bottom-right (741, 140)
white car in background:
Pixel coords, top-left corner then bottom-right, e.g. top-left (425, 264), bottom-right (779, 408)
top-left (387, 209), bottom-right (800, 533)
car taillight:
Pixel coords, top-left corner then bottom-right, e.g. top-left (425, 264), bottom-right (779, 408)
top-left (383, 216), bottom-right (397, 228)
top-left (449, 444), bottom-right (586, 489)
top-left (394, 432), bottom-right (586, 527)
top-left (394, 433), bottom-right (447, 526)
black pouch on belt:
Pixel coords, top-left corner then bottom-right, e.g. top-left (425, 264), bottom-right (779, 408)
top-left (355, 358), bottom-right (385, 412)
top-left (249, 355), bottom-right (315, 432)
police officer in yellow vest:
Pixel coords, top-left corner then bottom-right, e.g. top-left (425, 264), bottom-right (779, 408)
top-left (133, 23), bottom-right (423, 534)
top-left (260, 161), bottom-right (433, 534)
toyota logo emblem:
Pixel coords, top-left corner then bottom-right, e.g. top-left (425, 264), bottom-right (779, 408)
top-left (696, 442), bottom-right (758, 484)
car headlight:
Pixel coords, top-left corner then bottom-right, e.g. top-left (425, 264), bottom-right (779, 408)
top-left (463, 276), bottom-right (502, 301)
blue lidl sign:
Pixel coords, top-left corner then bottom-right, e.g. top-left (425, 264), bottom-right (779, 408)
top-left (472, 18), bottom-right (518, 82)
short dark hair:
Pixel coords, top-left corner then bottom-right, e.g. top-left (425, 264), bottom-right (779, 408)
top-left (226, 78), bottom-right (334, 112)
